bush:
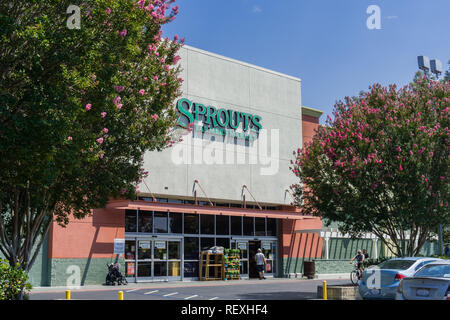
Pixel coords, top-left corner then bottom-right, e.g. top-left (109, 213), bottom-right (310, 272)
top-left (0, 259), bottom-right (32, 300)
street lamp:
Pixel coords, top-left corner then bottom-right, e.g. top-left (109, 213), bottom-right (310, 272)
top-left (418, 55), bottom-right (443, 79)
top-left (418, 55), bottom-right (430, 78)
top-left (417, 55), bottom-right (445, 255)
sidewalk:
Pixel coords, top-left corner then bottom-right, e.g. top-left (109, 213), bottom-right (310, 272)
top-left (31, 276), bottom-right (347, 294)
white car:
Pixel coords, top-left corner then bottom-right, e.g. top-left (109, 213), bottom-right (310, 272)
top-left (359, 257), bottom-right (443, 300)
top-left (396, 260), bottom-right (450, 300)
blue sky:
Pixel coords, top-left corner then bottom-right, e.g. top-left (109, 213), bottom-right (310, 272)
top-left (162, 0), bottom-right (450, 124)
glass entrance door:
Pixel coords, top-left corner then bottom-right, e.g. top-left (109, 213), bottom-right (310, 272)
top-left (168, 240), bottom-right (182, 280)
top-left (137, 240), bottom-right (152, 281)
top-left (261, 241), bottom-right (276, 276)
top-left (232, 240), bottom-right (249, 278)
top-left (153, 240), bottom-right (167, 280)
top-left (128, 238), bottom-right (181, 282)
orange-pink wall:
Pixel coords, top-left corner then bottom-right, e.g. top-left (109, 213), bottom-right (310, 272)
top-left (280, 218), bottom-right (323, 259)
top-left (277, 110), bottom-right (323, 260)
top-left (302, 114), bottom-right (320, 146)
top-left (48, 208), bottom-right (125, 259)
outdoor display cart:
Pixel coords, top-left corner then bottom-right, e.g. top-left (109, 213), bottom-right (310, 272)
top-left (199, 251), bottom-right (225, 281)
top-left (224, 249), bottom-right (241, 280)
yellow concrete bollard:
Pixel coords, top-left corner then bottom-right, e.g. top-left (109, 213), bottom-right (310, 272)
top-left (65, 290), bottom-right (71, 300)
top-left (118, 291), bottom-right (124, 300)
top-left (323, 281), bottom-right (327, 300)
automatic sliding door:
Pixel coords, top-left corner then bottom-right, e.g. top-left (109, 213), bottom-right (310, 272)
top-left (153, 240), bottom-right (167, 279)
top-left (232, 240), bottom-right (249, 278)
top-left (168, 240), bottom-right (181, 280)
top-left (262, 241), bottom-right (275, 275)
top-left (137, 240), bottom-right (152, 281)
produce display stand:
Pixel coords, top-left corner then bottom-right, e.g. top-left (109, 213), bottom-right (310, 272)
top-left (199, 251), bottom-right (225, 281)
top-left (224, 249), bottom-right (241, 280)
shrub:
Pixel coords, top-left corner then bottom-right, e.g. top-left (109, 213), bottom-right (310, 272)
top-left (0, 259), bottom-right (32, 300)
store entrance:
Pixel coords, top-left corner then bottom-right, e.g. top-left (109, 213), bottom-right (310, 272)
top-left (248, 240), bottom-right (261, 278)
top-left (124, 238), bottom-right (182, 282)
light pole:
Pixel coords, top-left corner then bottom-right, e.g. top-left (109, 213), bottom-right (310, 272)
top-left (417, 55), bottom-right (445, 256)
top-left (418, 55), bottom-right (443, 79)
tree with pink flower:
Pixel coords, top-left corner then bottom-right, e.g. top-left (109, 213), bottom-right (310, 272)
top-left (0, 0), bottom-right (183, 289)
top-left (290, 77), bottom-right (449, 257)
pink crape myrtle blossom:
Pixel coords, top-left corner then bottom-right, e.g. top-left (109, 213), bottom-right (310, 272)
top-left (290, 77), bottom-right (450, 257)
top-left (114, 86), bottom-right (125, 92)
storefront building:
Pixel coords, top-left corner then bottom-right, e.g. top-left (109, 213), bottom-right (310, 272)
top-left (27, 46), bottom-right (324, 286)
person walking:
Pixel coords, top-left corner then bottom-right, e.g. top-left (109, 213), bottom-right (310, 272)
top-left (255, 248), bottom-right (267, 280)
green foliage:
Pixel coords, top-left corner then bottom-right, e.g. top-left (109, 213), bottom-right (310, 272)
top-left (291, 77), bottom-right (450, 257)
top-left (0, 259), bottom-right (32, 300)
top-left (0, 0), bottom-right (183, 272)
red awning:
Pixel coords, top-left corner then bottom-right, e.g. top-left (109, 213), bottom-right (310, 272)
top-left (107, 200), bottom-right (314, 220)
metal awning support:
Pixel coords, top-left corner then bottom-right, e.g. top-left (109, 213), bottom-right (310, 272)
top-left (193, 180), bottom-right (214, 207)
top-left (141, 179), bottom-right (157, 202)
top-left (242, 185), bottom-right (262, 210)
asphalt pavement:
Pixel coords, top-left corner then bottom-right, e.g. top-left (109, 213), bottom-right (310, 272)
top-left (29, 278), bottom-right (350, 300)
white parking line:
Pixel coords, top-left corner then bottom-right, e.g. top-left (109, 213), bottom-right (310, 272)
top-left (163, 292), bottom-right (178, 297)
top-left (126, 288), bottom-right (140, 293)
top-left (144, 290), bottom-right (159, 295)
top-left (209, 297), bottom-right (219, 300)
top-left (184, 295), bottom-right (199, 300)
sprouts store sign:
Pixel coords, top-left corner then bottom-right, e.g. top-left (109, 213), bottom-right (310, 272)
top-left (176, 98), bottom-right (262, 140)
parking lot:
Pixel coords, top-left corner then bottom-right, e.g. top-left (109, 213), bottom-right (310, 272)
top-left (30, 278), bottom-right (350, 300)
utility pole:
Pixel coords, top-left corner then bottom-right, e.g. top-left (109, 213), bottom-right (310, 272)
top-left (417, 56), bottom-right (445, 255)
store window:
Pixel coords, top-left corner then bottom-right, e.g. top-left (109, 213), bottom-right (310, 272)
top-left (200, 237), bottom-right (214, 251)
top-left (125, 210), bottom-right (137, 232)
top-left (168, 199), bottom-right (183, 204)
top-left (255, 217), bottom-right (266, 236)
top-left (216, 215), bottom-right (229, 235)
top-left (216, 237), bottom-right (230, 249)
top-left (184, 237), bottom-right (199, 260)
top-left (184, 214), bottom-right (199, 234)
top-left (154, 211), bottom-right (168, 233)
top-left (184, 261), bottom-right (199, 278)
top-left (267, 218), bottom-right (277, 236)
top-left (200, 214), bottom-right (214, 235)
top-left (231, 216), bottom-right (242, 235)
top-left (138, 211), bottom-right (153, 233)
top-left (169, 212), bottom-right (182, 234)
top-left (243, 217), bottom-right (254, 236)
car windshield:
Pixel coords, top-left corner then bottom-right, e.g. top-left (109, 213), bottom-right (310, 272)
top-left (415, 264), bottom-right (450, 278)
top-left (376, 259), bottom-right (416, 270)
